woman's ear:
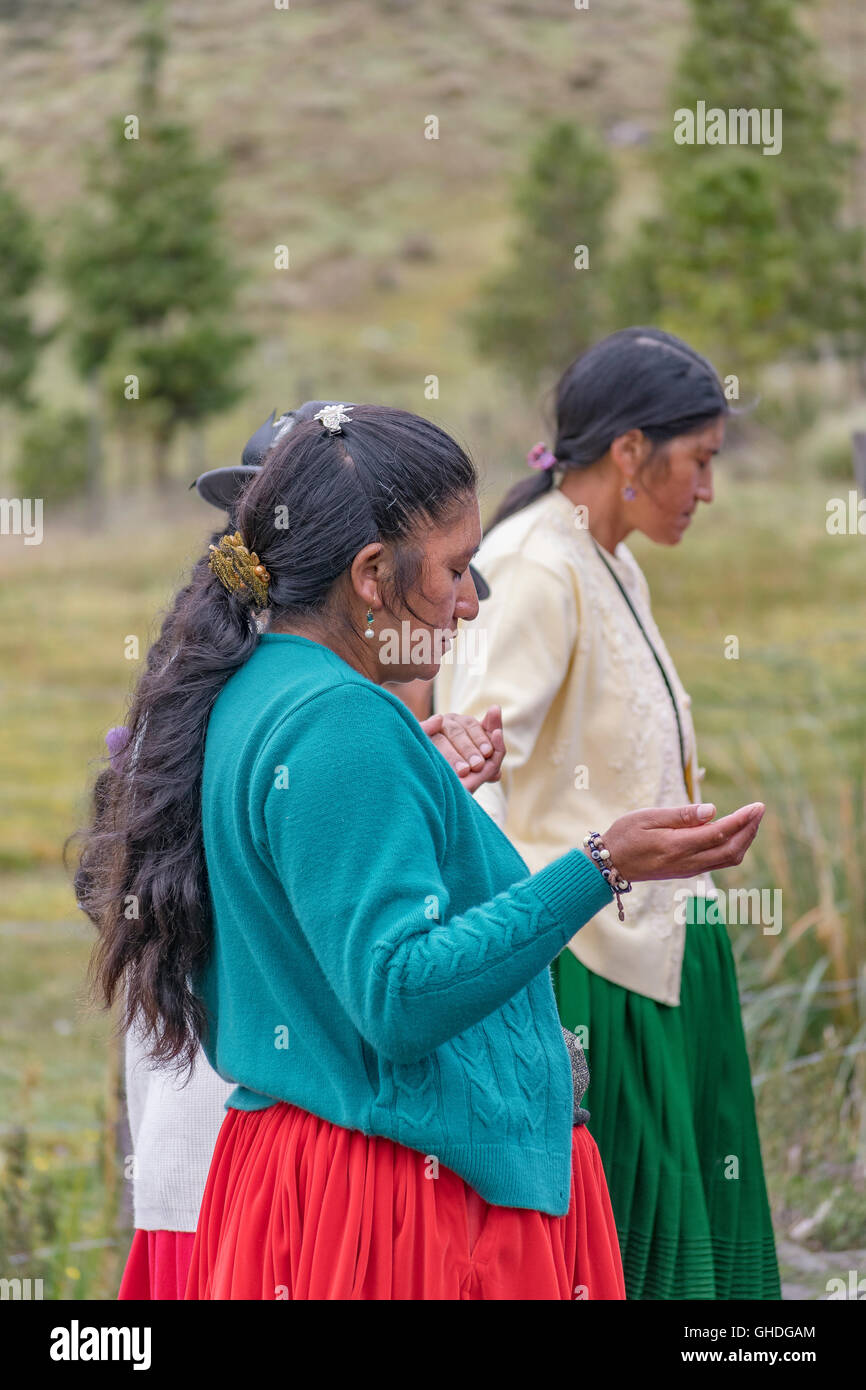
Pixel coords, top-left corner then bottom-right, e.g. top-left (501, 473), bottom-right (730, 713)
top-left (609, 429), bottom-right (652, 484)
top-left (348, 542), bottom-right (386, 608)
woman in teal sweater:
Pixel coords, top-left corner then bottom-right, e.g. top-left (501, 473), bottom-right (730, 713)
top-left (80, 404), bottom-right (764, 1300)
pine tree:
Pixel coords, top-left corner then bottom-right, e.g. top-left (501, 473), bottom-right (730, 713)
top-left (63, 7), bottom-right (250, 489)
top-left (468, 121), bottom-right (617, 391)
top-left (615, 0), bottom-right (866, 370)
top-left (0, 171), bottom-right (44, 411)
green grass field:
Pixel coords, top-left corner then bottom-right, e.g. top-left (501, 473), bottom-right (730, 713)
top-left (1, 460), bottom-right (864, 1298)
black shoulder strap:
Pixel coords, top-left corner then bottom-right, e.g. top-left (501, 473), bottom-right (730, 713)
top-left (590, 538), bottom-right (688, 784)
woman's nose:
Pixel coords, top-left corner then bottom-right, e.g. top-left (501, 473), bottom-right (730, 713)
top-left (697, 466), bottom-right (714, 504)
top-left (455, 572), bottom-right (481, 622)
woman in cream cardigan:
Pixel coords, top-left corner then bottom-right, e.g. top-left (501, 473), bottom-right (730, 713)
top-left (437, 327), bottom-right (780, 1300)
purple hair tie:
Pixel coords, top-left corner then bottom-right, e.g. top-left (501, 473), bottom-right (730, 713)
top-left (105, 725), bottom-right (131, 772)
top-left (527, 441), bottom-right (557, 471)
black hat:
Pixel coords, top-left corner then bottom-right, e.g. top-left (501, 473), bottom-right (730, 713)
top-left (191, 403), bottom-right (491, 600)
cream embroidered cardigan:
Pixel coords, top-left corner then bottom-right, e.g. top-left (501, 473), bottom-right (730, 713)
top-left (435, 486), bottom-right (712, 1007)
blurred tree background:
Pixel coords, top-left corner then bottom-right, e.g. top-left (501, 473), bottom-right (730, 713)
top-left (473, 0), bottom-right (866, 386)
top-left (0, 0), bottom-right (864, 492)
top-left (468, 120), bottom-right (617, 390)
top-left (621, 0), bottom-right (866, 373)
top-left (0, 0), bottom-right (864, 1299)
top-left (61, 3), bottom-right (251, 506)
top-left (0, 171), bottom-right (44, 413)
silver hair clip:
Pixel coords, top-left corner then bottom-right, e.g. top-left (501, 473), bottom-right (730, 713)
top-left (313, 403), bottom-right (353, 434)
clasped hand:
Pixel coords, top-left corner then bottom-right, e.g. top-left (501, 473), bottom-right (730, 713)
top-left (421, 707), bottom-right (505, 793)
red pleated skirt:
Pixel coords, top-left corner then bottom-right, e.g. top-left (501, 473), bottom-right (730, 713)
top-left (118, 1230), bottom-right (196, 1300)
top-left (184, 1101), bottom-right (625, 1300)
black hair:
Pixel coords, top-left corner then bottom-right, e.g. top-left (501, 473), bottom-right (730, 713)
top-left (488, 326), bottom-right (728, 530)
top-left (75, 405), bottom-right (476, 1074)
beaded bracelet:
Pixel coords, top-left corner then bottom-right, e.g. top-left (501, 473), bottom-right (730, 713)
top-left (582, 831), bottom-right (633, 922)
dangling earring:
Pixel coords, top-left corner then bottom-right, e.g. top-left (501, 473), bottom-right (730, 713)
top-left (364, 607), bottom-right (375, 639)
top-left (622, 483), bottom-right (637, 501)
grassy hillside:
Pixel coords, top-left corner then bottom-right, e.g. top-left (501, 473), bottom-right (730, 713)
top-left (1, 0), bottom-right (865, 472)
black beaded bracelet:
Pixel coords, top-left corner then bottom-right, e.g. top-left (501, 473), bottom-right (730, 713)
top-left (582, 831), bottom-right (633, 922)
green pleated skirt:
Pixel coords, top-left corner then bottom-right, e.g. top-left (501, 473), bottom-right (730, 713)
top-left (552, 905), bottom-right (781, 1300)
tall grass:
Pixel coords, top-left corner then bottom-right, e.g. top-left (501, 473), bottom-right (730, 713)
top-left (0, 1047), bottom-right (131, 1301)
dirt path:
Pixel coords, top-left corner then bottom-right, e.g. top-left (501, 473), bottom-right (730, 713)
top-left (778, 1238), bottom-right (866, 1300)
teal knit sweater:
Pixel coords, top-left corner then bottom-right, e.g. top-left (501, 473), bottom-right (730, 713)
top-left (196, 633), bottom-right (613, 1216)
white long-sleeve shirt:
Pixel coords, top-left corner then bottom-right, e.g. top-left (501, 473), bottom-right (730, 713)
top-left (124, 1017), bottom-right (232, 1231)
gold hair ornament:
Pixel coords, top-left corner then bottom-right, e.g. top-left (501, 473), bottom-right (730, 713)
top-left (208, 531), bottom-right (271, 608)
